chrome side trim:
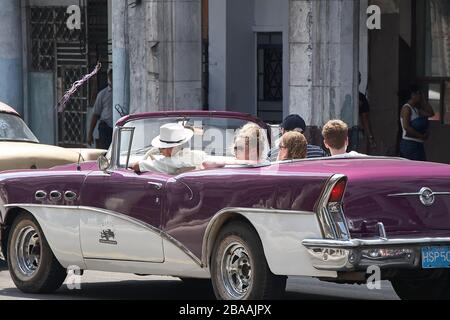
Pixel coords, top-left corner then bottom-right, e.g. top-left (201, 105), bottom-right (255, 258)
top-left (64, 190), bottom-right (78, 201)
top-left (147, 182), bottom-right (163, 190)
top-left (4, 204), bottom-right (202, 267)
top-left (377, 222), bottom-right (387, 240)
top-left (388, 191), bottom-right (450, 197)
top-left (302, 237), bottom-right (450, 249)
top-left (49, 190), bottom-right (62, 201)
top-left (34, 190), bottom-right (47, 201)
top-left (201, 207), bottom-right (315, 267)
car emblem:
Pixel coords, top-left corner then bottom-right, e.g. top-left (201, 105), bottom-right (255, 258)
top-left (419, 187), bottom-right (435, 207)
top-left (99, 228), bottom-right (117, 245)
top-left (388, 188), bottom-right (450, 207)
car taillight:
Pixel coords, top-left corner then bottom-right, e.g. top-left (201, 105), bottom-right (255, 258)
top-left (327, 178), bottom-right (349, 240)
top-left (329, 179), bottom-right (346, 202)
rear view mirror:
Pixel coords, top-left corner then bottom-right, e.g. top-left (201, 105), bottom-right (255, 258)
top-left (97, 155), bottom-right (110, 172)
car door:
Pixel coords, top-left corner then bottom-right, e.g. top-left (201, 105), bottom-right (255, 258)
top-left (78, 168), bottom-right (168, 263)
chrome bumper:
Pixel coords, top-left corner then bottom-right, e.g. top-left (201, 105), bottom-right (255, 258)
top-left (302, 237), bottom-right (450, 271)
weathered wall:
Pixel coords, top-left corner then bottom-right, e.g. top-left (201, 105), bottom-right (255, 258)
top-left (0, 0), bottom-right (23, 114)
top-left (114, 0), bottom-right (202, 115)
top-left (225, 0), bottom-right (254, 115)
top-left (208, 0), bottom-right (227, 110)
top-left (288, 0), bottom-right (359, 128)
top-left (29, 72), bottom-right (55, 144)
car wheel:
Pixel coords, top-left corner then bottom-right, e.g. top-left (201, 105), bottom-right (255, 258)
top-left (391, 272), bottom-right (450, 300)
top-left (7, 213), bottom-right (67, 293)
top-left (210, 221), bottom-right (286, 300)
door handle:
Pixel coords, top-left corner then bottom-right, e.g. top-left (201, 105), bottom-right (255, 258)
top-left (64, 190), bottom-right (78, 201)
top-left (49, 190), bottom-right (62, 201)
top-left (35, 190), bottom-right (47, 201)
top-left (148, 182), bottom-right (163, 190)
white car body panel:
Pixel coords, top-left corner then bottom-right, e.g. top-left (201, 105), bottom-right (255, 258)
top-left (79, 207), bottom-right (164, 263)
top-left (238, 210), bottom-right (336, 278)
top-left (4, 204), bottom-right (333, 279)
top-left (4, 205), bottom-right (87, 269)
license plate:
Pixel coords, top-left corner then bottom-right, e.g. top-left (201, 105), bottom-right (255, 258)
top-left (421, 246), bottom-right (450, 269)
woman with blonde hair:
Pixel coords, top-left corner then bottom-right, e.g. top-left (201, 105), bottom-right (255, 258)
top-left (202, 122), bottom-right (269, 169)
top-left (233, 123), bottom-right (268, 163)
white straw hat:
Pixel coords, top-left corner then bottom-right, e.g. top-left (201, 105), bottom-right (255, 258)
top-left (151, 123), bottom-right (194, 149)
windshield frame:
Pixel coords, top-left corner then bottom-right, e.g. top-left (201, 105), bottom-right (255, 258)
top-left (107, 112), bottom-right (273, 172)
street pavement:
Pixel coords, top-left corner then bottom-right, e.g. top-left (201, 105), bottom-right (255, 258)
top-left (0, 263), bottom-right (399, 300)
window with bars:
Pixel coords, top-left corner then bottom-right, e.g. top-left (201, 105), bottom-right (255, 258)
top-left (416, 0), bottom-right (450, 124)
top-left (257, 32), bottom-right (283, 124)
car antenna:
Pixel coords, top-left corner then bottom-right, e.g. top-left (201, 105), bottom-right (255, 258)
top-left (77, 150), bottom-right (84, 171)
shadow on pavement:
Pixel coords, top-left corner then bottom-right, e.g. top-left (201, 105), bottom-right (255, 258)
top-left (0, 278), bottom-right (354, 300)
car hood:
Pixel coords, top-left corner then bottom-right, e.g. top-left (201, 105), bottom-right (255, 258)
top-left (0, 141), bottom-right (81, 170)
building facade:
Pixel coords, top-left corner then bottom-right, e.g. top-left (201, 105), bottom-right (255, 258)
top-left (1, 0), bottom-right (450, 163)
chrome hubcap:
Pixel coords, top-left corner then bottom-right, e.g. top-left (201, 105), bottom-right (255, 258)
top-left (15, 226), bottom-right (41, 277)
top-left (221, 242), bottom-right (252, 299)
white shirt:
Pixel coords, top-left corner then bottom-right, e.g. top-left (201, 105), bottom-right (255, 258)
top-left (400, 104), bottom-right (424, 143)
top-left (139, 149), bottom-right (207, 175)
top-left (331, 151), bottom-right (368, 158)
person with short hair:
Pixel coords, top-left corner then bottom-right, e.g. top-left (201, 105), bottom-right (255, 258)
top-left (322, 120), bottom-right (366, 158)
top-left (88, 69), bottom-right (113, 149)
top-left (277, 131), bottom-right (307, 161)
top-left (269, 114), bottom-right (327, 161)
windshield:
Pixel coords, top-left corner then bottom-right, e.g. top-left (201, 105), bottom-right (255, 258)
top-left (115, 116), bottom-right (270, 169)
top-left (0, 113), bottom-right (39, 143)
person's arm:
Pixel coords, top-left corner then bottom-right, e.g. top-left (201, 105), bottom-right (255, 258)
top-left (401, 106), bottom-right (427, 140)
top-left (131, 162), bottom-right (141, 173)
top-left (88, 114), bottom-right (99, 146)
top-left (419, 95), bottom-right (435, 118)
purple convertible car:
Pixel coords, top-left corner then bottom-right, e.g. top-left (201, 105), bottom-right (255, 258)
top-left (1, 111), bottom-right (450, 300)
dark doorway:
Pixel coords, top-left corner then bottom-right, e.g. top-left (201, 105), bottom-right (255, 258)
top-left (257, 32), bottom-right (283, 124)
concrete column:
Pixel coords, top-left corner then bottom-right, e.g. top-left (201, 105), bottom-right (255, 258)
top-left (0, 0), bottom-right (23, 114)
top-left (125, 0), bottom-right (202, 113)
top-left (158, 0), bottom-right (202, 111)
top-left (112, 0), bottom-right (130, 124)
top-left (208, 0), bottom-right (227, 110)
top-left (289, 0), bottom-right (359, 128)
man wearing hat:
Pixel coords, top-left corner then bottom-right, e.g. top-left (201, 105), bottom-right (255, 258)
top-left (269, 114), bottom-right (328, 161)
top-left (132, 123), bottom-right (205, 175)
